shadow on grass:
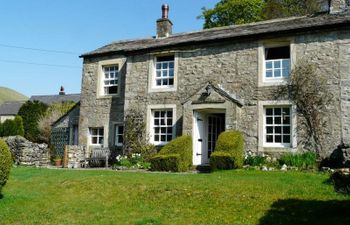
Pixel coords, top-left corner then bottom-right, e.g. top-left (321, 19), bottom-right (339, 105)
top-left (0, 193), bottom-right (3, 200)
top-left (258, 199), bottom-right (350, 225)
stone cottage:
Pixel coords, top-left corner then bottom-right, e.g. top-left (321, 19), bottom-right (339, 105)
top-left (54, 1), bottom-right (350, 166)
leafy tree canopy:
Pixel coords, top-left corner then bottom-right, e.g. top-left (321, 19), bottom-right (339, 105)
top-left (200, 0), bottom-right (322, 29)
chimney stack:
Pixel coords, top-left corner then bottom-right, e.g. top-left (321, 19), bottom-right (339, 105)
top-left (157, 4), bottom-right (173, 38)
top-left (59, 86), bottom-right (65, 95)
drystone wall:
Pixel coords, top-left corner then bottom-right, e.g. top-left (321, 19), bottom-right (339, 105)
top-left (4, 136), bottom-right (49, 166)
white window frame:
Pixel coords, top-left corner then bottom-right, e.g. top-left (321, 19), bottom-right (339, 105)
top-left (147, 104), bottom-right (176, 146)
top-left (103, 65), bottom-right (119, 95)
top-left (258, 39), bottom-right (295, 87)
top-left (148, 53), bottom-right (178, 93)
top-left (97, 58), bottom-right (124, 98)
top-left (114, 124), bottom-right (124, 147)
top-left (89, 127), bottom-right (104, 146)
top-left (258, 101), bottom-right (297, 151)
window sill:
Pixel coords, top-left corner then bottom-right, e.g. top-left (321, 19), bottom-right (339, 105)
top-left (149, 87), bottom-right (177, 93)
top-left (259, 80), bottom-right (289, 87)
top-left (96, 94), bottom-right (120, 99)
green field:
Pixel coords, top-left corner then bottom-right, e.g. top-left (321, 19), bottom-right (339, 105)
top-left (0, 87), bottom-right (28, 105)
top-left (0, 167), bottom-right (349, 225)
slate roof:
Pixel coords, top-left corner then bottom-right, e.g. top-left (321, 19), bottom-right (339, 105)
top-left (81, 12), bottom-right (350, 58)
top-left (0, 101), bottom-right (25, 116)
top-left (29, 94), bottom-right (80, 105)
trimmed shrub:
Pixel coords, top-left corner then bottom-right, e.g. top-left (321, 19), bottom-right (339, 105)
top-left (212, 130), bottom-right (244, 169)
top-left (150, 136), bottom-right (192, 172)
top-left (210, 151), bottom-right (235, 170)
top-left (0, 139), bottom-right (12, 194)
top-left (279, 152), bottom-right (316, 170)
top-left (14, 116), bottom-right (24, 137)
top-left (150, 154), bottom-right (182, 172)
top-left (0, 116), bottom-right (24, 137)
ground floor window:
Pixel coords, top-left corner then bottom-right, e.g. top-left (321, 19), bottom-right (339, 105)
top-left (264, 106), bottom-right (291, 147)
top-left (152, 109), bottom-right (173, 144)
top-left (114, 125), bottom-right (124, 146)
top-left (89, 127), bottom-right (104, 145)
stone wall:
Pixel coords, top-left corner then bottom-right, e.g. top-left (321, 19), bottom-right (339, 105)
top-left (4, 136), bottom-right (49, 166)
top-left (65, 145), bottom-right (86, 168)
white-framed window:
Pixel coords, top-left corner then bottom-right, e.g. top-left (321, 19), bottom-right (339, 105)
top-left (114, 125), bottom-right (124, 146)
top-left (152, 110), bottom-right (173, 144)
top-left (264, 106), bottom-right (291, 147)
top-left (264, 46), bottom-right (290, 81)
top-left (89, 127), bottom-right (104, 145)
top-left (103, 65), bottom-right (119, 95)
top-left (154, 55), bottom-right (174, 88)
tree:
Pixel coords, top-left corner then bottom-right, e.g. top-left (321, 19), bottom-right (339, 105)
top-left (263, 0), bottom-right (321, 20)
top-left (200, 0), bottom-right (266, 28)
top-left (0, 116), bottom-right (24, 137)
top-left (17, 100), bottom-right (48, 142)
top-left (199, 0), bottom-right (322, 29)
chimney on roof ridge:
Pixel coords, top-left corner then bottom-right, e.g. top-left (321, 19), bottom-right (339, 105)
top-left (59, 86), bottom-right (65, 95)
top-left (157, 4), bottom-right (172, 38)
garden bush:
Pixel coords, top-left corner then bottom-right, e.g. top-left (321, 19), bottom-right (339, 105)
top-left (0, 139), bottom-right (12, 194)
top-left (210, 151), bottom-right (235, 170)
top-left (211, 130), bottom-right (244, 169)
top-left (150, 136), bottom-right (192, 172)
top-left (150, 154), bottom-right (182, 172)
top-left (279, 151), bottom-right (316, 170)
top-left (244, 155), bottom-right (267, 167)
top-left (0, 116), bottom-right (24, 137)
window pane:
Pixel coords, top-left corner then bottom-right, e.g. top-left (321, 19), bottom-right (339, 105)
top-left (92, 129), bottom-right (97, 135)
top-left (266, 61), bottom-right (272, 69)
top-left (167, 119), bottom-right (172, 125)
top-left (161, 111), bottom-right (165, 117)
top-left (266, 108), bottom-right (273, 115)
top-left (282, 59), bottom-right (289, 67)
top-left (283, 108), bottom-right (290, 115)
top-left (156, 80), bottom-right (161, 86)
top-left (154, 119), bottom-right (159, 126)
top-left (167, 135), bottom-right (172, 141)
top-left (156, 63), bottom-right (161, 69)
top-left (156, 71), bottom-right (161, 77)
top-left (169, 62), bottom-right (174, 68)
top-left (92, 137), bottom-right (97, 144)
top-left (161, 119), bottom-right (165, 125)
top-left (275, 135), bottom-right (282, 143)
top-left (167, 127), bottom-right (172, 134)
top-left (161, 127), bottom-right (166, 133)
top-left (266, 126), bottom-right (273, 134)
top-left (282, 69), bottom-right (289, 77)
top-left (266, 135), bottom-right (273, 143)
top-left (169, 69), bottom-right (174, 77)
top-left (275, 108), bottom-right (281, 115)
top-left (162, 79), bottom-right (168, 85)
top-left (169, 79), bottom-right (174, 85)
top-left (266, 70), bottom-right (273, 78)
top-left (154, 135), bottom-right (159, 141)
top-left (275, 126), bottom-right (281, 134)
top-left (283, 135), bottom-right (290, 143)
top-left (99, 129), bottom-right (104, 135)
top-left (155, 127), bottom-right (160, 134)
top-left (118, 136), bottom-right (123, 144)
top-left (162, 70), bottom-right (168, 77)
top-left (274, 61), bottom-right (281, 68)
top-left (274, 69), bottom-right (281, 77)
top-left (275, 117), bottom-right (281, 124)
top-left (161, 135), bottom-right (166, 141)
top-left (155, 111), bottom-right (160, 117)
top-left (118, 126), bottom-right (124, 134)
top-left (283, 126), bottom-right (290, 134)
top-left (266, 117), bottom-right (273, 124)
top-left (167, 111), bottom-right (173, 117)
top-left (162, 63), bottom-right (168, 69)
top-left (283, 116), bottom-right (290, 124)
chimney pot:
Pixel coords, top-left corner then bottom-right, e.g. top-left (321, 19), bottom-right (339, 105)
top-left (162, 4), bottom-right (169, 19)
top-left (59, 86), bottom-right (65, 95)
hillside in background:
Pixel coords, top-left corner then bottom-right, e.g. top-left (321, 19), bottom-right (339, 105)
top-left (0, 87), bottom-right (28, 105)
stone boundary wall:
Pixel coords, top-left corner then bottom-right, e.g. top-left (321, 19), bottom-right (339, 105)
top-left (65, 145), bottom-right (86, 168)
top-left (3, 136), bottom-right (49, 166)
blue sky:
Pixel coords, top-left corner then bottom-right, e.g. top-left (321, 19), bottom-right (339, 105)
top-left (0, 0), bottom-right (218, 97)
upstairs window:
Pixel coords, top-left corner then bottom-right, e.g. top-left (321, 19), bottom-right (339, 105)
top-left (155, 56), bottom-right (174, 88)
top-left (264, 46), bottom-right (290, 81)
top-left (103, 65), bottom-right (119, 95)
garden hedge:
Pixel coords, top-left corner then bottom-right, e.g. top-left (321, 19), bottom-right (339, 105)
top-left (210, 151), bottom-right (235, 170)
top-left (0, 139), bottom-right (12, 194)
top-left (150, 135), bottom-right (192, 172)
top-left (211, 130), bottom-right (244, 169)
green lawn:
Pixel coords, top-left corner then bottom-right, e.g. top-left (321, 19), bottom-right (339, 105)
top-left (0, 167), bottom-right (349, 225)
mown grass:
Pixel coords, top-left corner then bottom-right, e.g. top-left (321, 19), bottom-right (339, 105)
top-left (0, 167), bottom-right (349, 225)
